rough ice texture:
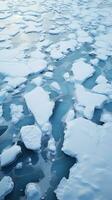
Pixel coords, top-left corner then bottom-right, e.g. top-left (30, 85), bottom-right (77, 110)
top-left (46, 40), bottom-right (77, 60)
top-left (100, 110), bottom-right (112, 123)
top-left (75, 84), bottom-right (107, 119)
top-left (72, 59), bottom-right (95, 83)
top-left (20, 125), bottom-right (42, 150)
top-left (4, 77), bottom-right (27, 89)
top-left (0, 176), bottom-right (14, 200)
top-left (0, 59), bottom-right (47, 77)
top-left (92, 82), bottom-right (112, 96)
top-left (56, 117), bottom-right (112, 200)
top-left (0, 145), bottom-right (21, 167)
top-left (10, 104), bottom-right (23, 123)
top-left (24, 87), bottom-right (54, 126)
top-left (25, 183), bottom-right (41, 200)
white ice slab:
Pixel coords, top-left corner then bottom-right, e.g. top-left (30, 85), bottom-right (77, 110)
top-left (75, 84), bottom-right (107, 119)
top-left (72, 59), bottom-right (95, 82)
top-left (92, 82), bottom-right (112, 96)
top-left (0, 145), bottom-right (21, 167)
top-left (20, 125), bottom-right (42, 150)
top-left (24, 87), bottom-right (54, 126)
top-left (56, 118), bottom-right (112, 200)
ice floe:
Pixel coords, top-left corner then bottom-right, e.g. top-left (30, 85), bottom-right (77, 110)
top-left (24, 87), bottom-right (54, 126)
top-left (0, 176), bottom-right (14, 200)
top-left (10, 104), bottom-right (24, 123)
top-left (25, 183), bottom-right (41, 200)
top-left (74, 84), bottom-right (107, 119)
top-left (92, 82), bottom-right (112, 96)
top-left (0, 145), bottom-right (21, 167)
top-left (72, 59), bottom-right (95, 83)
top-left (50, 82), bottom-right (61, 92)
top-left (56, 117), bottom-right (112, 200)
top-left (20, 125), bottom-right (42, 151)
top-left (100, 110), bottom-right (112, 123)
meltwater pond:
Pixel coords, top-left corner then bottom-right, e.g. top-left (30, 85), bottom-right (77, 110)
top-left (0, 0), bottom-right (112, 199)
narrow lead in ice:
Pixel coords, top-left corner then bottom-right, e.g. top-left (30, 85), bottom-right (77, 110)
top-left (0, 176), bottom-right (14, 200)
top-left (24, 87), bottom-right (54, 126)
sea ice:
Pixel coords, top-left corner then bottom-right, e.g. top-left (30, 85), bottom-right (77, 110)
top-left (75, 84), bottom-right (107, 119)
top-left (4, 77), bottom-right (27, 90)
top-left (20, 125), bottom-right (42, 151)
top-left (0, 176), bottom-right (14, 200)
top-left (10, 104), bottom-right (23, 123)
top-left (25, 183), bottom-right (41, 200)
top-left (72, 59), bottom-right (95, 83)
top-left (92, 82), bottom-right (112, 96)
top-left (48, 137), bottom-right (56, 154)
top-left (50, 82), bottom-right (61, 92)
top-left (56, 118), bottom-right (112, 200)
top-left (100, 110), bottom-right (112, 123)
top-left (24, 87), bottom-right (54, 126)
top-left (0, 145), bottom-right (21, 167)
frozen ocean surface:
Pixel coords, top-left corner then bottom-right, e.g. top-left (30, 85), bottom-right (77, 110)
top-left (0, 0), bottom-right (112, 199)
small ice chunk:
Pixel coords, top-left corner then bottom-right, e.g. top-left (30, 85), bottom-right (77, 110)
top-left (24, 87), bottom-right (54, 126)
top-left (25, 183), bottom-right (41, 200)
top-left (10, 104), bottom-right (23, 123)
top-left (0, 145), bottom-right (21, 167)
top-left (48, 137), bottom-right (56, 153)
top-left (96, 75), bottom-right (108, 84)
top-left (41, 122), bottom-right (52, 135)
top-left (15, 162), bottom-right (23, 169)
top-left (92, 82), bottom-right (112, 95)
top-left (47, 65), bottom-right (54, 71)
top-left (50, 82), bottom-right (61, 92)
top-left (31, 76), bottom-right (43, 86)
top-left (100, 110), bottom-right (112, 123)
top-left (0, 176), bottom-right (14, 199)
top-left (63, 72), bottom-right (70, 82)
top-left (75, 84), bottom-right (107, 119)
top-left (43, 71), bottom-right (53, 79)
top-left (20, 125), bottom-right (42, 151)
top-left (72, 60), bottom-right (95, 82)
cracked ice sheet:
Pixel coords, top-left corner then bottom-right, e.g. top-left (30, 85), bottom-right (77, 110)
top-left (56, 117), bottom-right (112, 200)
top-left (24, 86), bottom-right (54, 126)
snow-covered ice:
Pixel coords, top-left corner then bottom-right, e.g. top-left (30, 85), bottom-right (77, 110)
top-left (72, 59), bottom-right (95, 83)
top-left (20, 125), bottom-right (42, 150)
top-left (74, 84), bottom-right (107, 119)
top-left (10, 104), bottom-right (23, 123)
top-left (24, 87), bottom-right (54, 126)
top-left (0, 145), bottom-right (21, 167)
top-left (56, 117), bottom-right (112, 200)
